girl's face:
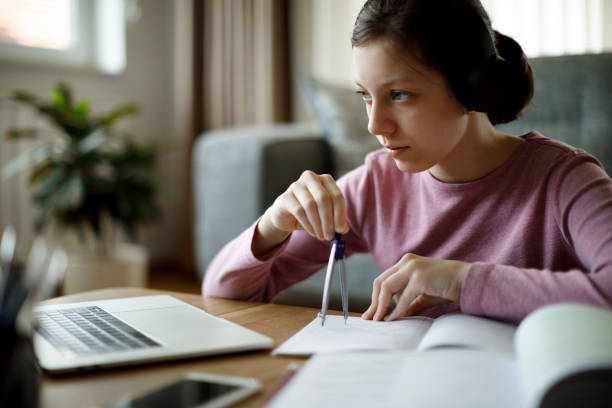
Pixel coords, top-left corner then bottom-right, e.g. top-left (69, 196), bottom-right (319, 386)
top-left (353, 40), bottom-right (470, 174)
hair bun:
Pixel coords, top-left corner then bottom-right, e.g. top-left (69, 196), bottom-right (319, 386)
top-left (487, 30), bottom-right (534, 124)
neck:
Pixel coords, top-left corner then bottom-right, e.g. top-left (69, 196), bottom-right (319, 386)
top-left (429, 112), bottom-right (523, 183)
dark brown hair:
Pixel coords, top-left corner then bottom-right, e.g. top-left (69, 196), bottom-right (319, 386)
top-left (351, 0), bottom-right (534, 125)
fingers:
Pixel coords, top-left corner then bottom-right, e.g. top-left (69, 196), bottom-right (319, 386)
top-left (291, 181), bottom-right (325, 239)
top-left (301, 172), bottom-right (334, 240)
top-left (361, 254), bottom-right (426, 321)
top-left (289, 171), bottom-right (347, 241)
top-left (385, 271), bottom-right (426, 321)
top-left (362, 267), bottom-right (428, 322)
top-left (283, 190), bottom-right (316, 237)
top-left (362, 255), bottom-right (470, 322)
top-left (372, 264), bottom-right (417, 321)
top-left (320, 174), bottom-right (349, 235)
top-left (361, 264), bottom-right (401, 320)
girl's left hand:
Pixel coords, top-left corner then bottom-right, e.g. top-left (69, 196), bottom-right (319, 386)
top-left (361, 253), bottom-right (471, 321)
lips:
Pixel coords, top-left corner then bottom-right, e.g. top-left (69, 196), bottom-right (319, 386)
top-left (384, 145), bottom-right (410, 158)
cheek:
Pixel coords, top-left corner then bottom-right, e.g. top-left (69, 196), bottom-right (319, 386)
top-left (443, 91), bottom-right (469, 123)
top-left (429, 97), bottom-right (469, 139)
top-left (431, 115), bottom-right (468, 150)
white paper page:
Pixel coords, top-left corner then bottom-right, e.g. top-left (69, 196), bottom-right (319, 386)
top-left (267, 350), bottom-right (524, 408)
top-left (390, 350), bottom-right (524, 408)
top-left (271, 315), bottom-right (432, 356)
top-left (417, 313), bottom-right (517, 355)
top-left (515, 303), bottom-right (612, 408)
top-left (266, 352), bottom-right (407, 408)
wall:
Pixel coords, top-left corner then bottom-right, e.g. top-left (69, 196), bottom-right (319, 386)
top-left (0, 0), bottom-right (187, 264)
top-left (290, 0), bottom-right (364, 122)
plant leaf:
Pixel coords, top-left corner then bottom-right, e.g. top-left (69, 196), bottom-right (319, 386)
top-left (32, 165), bottom-right (68, 199)
top-left (78, 129), bottom-right (108, 153)
top-left (55, 173), bottom-right (84, 209)
top-left (53, 87), bottom-right (67, 110)
top-left (29, 160), bottom-right (54, 184)
top-left (34, 200), bottom-right (52, 232)
top-left (74, 99), bottom-right (89, 118)
top-left (37, 104), bottom-right (92, 139)
top-left (95, 104), bottom-right (139, 128)
top-left (53, 83), bottom-right (73, 110)
top-left (4, 127), bottom-right (38, 140)
top-left (10, 90), bottom-right (39, 106)
top-left (1, 143), bottom-right (54, 180)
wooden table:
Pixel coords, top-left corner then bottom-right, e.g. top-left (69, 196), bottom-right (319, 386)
top-left (40, 287), bottom-right (350, 408)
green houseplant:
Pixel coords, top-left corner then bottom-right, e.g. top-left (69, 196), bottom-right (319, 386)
top-left (3, 83), bottom-right (160, 292)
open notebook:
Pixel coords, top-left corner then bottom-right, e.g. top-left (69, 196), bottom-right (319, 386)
top-left (272, 312), bottom-right (517, 356)
top-left (267, 303), bottom-right (612, 408)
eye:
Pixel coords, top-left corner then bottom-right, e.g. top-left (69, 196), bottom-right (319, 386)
top-left (356, 90), bottom-right (372, 102)
top-left (391, 90), bottom-right (412, 102)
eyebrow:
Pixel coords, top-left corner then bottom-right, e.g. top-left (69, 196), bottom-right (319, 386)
top-left (354, 77), bottom-right (420, 90)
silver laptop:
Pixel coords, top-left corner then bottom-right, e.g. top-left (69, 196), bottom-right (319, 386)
top-left (33, 295), bottom-right (274, 373)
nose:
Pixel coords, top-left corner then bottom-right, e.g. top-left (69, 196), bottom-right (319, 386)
top-left (367, 100), bottom-right (395, 137)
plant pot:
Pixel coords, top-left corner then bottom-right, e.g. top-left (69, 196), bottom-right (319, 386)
top-left (63, 243), bottom-right (149, 294)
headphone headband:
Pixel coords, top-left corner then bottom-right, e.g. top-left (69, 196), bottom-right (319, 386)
top-left (438, 0), bottom-right (507, 112)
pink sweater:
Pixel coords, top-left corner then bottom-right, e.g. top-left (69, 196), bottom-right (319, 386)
top-left (203, 132), bottom-right (612, 323)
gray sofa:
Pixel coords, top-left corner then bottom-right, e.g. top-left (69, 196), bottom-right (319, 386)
top-left (193, 53), bottom-right (612, 312)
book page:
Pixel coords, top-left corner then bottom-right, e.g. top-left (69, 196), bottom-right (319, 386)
top-left (271, 315), bottom-right (432, 356)
top-left (266, 352), bottom-right (408, 408)
top-left (417, 313), bottom-right (517, 355)
top-left (515, 303), bottom-right (612, 408)
top-left (267, 350), bottom-right (524, 408)
top-left (390, 350), bottom-right (524, 408)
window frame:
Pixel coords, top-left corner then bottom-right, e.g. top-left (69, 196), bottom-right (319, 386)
top-left (0, 0), bottom-right (125, 75)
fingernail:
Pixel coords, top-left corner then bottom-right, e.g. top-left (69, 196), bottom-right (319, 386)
top-left (384, 315), bottom-right (392, 322)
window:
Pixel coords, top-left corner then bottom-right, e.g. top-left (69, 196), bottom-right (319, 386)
top-left (0, 0), bottom-right (126, 74)
top-left (0, 0), bottom-right (74, 50)
top-left (482, 0), bottom-right (609, 57)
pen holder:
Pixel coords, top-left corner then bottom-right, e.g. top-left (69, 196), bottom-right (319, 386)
top-left (0, 315), bottom-right (39, 408)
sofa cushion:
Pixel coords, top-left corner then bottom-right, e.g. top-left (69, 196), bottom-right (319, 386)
top-left (497, 53), bottom-right (612, 175)
top-left (300, 74), bottom-right (380, 177)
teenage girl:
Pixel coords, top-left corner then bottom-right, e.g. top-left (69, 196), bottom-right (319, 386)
top-left (203, 0), bottom-right (612, 323)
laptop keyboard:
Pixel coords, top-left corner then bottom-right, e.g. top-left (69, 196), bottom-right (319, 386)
top-left (36, 306), bottom-right (160, 358)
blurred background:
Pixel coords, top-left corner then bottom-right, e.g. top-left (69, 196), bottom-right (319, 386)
top-left (1, 0), bottom-right (611, 294)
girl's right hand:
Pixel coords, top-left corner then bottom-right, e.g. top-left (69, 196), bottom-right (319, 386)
top-left (256, 170), bottom-right (349, 252)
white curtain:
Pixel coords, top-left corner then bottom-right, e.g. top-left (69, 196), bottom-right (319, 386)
top-left (481, 0), bottom-right (609, 57)
top-left (201, 0), bottom-right (290, 130)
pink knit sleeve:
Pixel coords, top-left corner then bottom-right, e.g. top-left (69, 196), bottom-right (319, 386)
top-left (202, 219), bottom-right (289, 301)
top-left (202, 165), bottom-right (372, 302)
top-left (461, 158), bottom-right (612, 323)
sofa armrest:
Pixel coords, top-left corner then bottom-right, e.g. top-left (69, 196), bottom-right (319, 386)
top-left (192, 123), bottom-right (331, 281)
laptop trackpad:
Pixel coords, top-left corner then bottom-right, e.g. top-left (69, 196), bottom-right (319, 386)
top-left (115, 306), bottom-right (230, 345)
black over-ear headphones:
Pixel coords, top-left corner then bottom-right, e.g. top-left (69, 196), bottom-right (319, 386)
top-left (441, 0), bottom-right (512, 113)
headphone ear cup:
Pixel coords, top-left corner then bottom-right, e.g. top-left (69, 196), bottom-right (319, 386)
top-left (465, 56), bottom-right (511, 112)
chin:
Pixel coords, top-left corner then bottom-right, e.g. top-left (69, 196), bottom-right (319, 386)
top-left (393, 158), bottom-right (429, 173)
